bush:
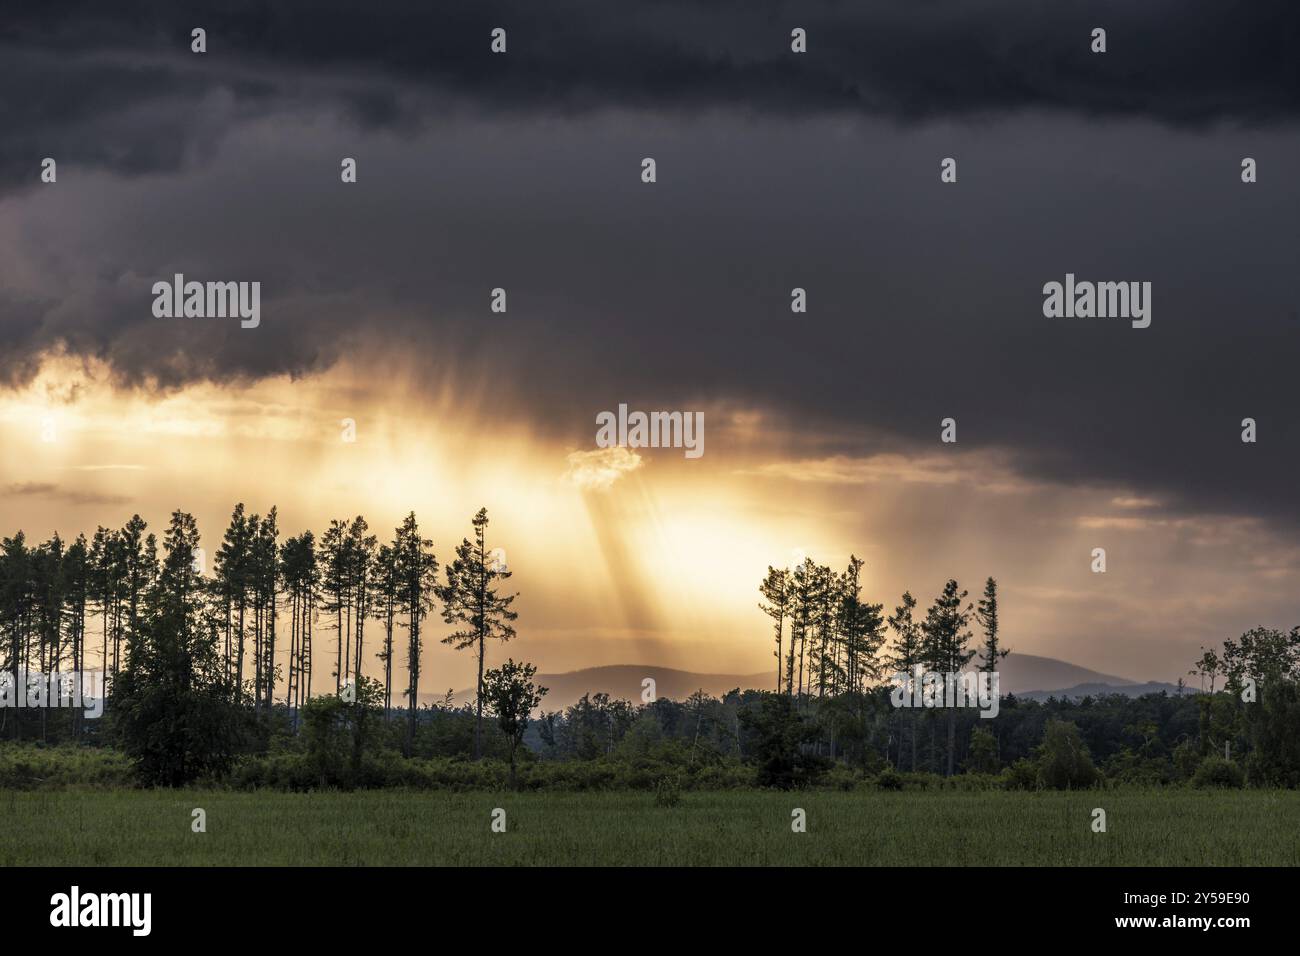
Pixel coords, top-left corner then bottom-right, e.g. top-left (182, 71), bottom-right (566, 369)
top-left (1191, 756), bottom-right (1245, 789)
top-left (822, 764), bottom-right (860, 791)
top-left (1171, 739), bottom-right (1203, 782)
top-left (1243, 675), bottom-right (1300, 788)
top-left (690, 761), bottom-right (756, 790)
top-left (871, 768), bottom-right (948, 791)
top-left (1103, 748), bottom-right (1176, 786)
top-left (653, 774), bottom-right (683, 807)
top-left (111, 600), bottom-right (249, 787)
top-left (873, 767), bottom-right (904, 791)
top-left (946, 772), bottom-right (1003, 791)
top-left (964, 727), bottom-right (1001, 774)
top-left (0, 744), bottom-right (135, 790)
top-left (1036, 720), bottom-right (1099, 790)
top-left (899, 771), bottom-right (946, 791)
top-left (1002, 758), bottom-right (1038, 791)
top-left (737, 694), bottom-right (831, 789)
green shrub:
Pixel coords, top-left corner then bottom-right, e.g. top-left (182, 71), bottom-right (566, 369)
top-left (691, 762), bottom-right (756, 790)
top-left (1191, 756), bottom-right (1245, 789)
top-left (822, 764), bottom-right (860, 791)
top-left (1104, 748), bottom-right (1176, 786)
top-left (653, 774), bottom-right (683, 807)
top-left (737, 694), bottom-right (831, 789)
top-left (0, 744), bottom-right (135, 790)
top-left (1172, 739), bottom-right (1203, 782)
top-left (964, 727), bottom-right (1001, 774)
top-left (1243, 675), bottom-right (1300, 788)
top-left (899, 771), bottom-right (946, 791)
top-left (947, 772), bottom-right (1003, 791)
top-left (1035, 720), bottom-right (1099, 790)
top-left (873, 767), bottom-right (904, 791)
top-left (1002, 758), bottom-right (1038, 791)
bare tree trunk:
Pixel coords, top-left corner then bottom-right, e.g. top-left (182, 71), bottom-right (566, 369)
top-left (235, 599), bottom-right (246, 699)
top-left (338, 600), bottom-right (348, 691)
top-left (343, 594), bottom-right (353, 687)
top-left (406, 603), bottom-right (419, 755)
top-left (383, 610), bottom-right (393, 719)
top-left (947, 710), bottom-right (956, 777)
top-left (254, 597), bottom-right (262, 713)
top-left (474, 634), bottom-right (485, 759)
top-left (287, 587), bottom-right (298, 721)
top-left (266, 582), bottom-right (276, 713)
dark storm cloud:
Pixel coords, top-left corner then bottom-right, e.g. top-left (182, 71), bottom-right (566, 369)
top-left (2, 0), bottom-right (1297, 190)
top-left (2, 1), bottom-right (1298, 531)
top-left (8, 109), bottom-right (1297, 530)
top-left (0, 293), bottom-right (48, 387)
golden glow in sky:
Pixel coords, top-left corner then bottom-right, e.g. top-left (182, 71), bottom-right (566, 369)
top-left (2, 353), bottom-right (1297, 689)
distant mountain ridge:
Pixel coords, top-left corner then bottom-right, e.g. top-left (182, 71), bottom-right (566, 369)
top-left (432, 653), bottom-right (1155, 711)
top-left (431, 664), bottom-right (772, 710)
top-left (1017, 681), bottom-right (1188, 702)
top-left (990, 652), bottom-right (1134, 694)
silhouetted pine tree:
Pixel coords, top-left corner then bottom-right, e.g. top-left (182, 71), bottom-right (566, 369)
top-left (396, 513), bottom-right (438, 754)
top-left (437, 508), bottom-right (517, 760)
top-left (922, 579), bottom-right (974, 776)
top-left (758, 567), bottom-right (790, 694)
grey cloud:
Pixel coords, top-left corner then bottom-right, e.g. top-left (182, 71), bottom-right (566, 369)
top-left (1, 2), bottom-right (1298, 534)
top-left (5, 482), bottom-right (131, 506)
top-left (2, 1), bottom-right (1297, 193)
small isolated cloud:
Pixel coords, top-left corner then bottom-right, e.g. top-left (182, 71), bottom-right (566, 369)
top-left (4, 481), bottom-right (129, 506)
top-left (741, 452), bottom-right (1038, 495)
top-left (741, 454), bottom-right (956, 485)
top-left (1076, 516), bottom-right (1161, 531)
top-left (1111, 495), bottom-right (1160, 509)
top-left (6, 481), bottom-right (56, 496)
top-left (564, 447), bottom-right (643, 491)
top-left (65, 464), bottom-right (146, 472)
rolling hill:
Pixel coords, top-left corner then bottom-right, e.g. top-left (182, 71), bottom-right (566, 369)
top-left (433, 653), bottom-right (1152, 711)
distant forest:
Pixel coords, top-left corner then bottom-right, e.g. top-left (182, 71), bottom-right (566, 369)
top-left (2, 505), bottom-right (1299, 792)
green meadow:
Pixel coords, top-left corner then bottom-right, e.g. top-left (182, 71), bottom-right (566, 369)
top-left (2, 788), bottom-right (1297, 866)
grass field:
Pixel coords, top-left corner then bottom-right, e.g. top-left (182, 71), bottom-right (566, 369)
top-left (2, 788), bottom-right (1298, 866)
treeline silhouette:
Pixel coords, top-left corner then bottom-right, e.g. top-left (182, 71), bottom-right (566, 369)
top-left (759, 560), bottom-right (1005, 776)
top-left (753, 555), bottom-right (1300, 790)
top-left (2, 508), bottom-right (1299, 791)
top-left (0, 505), bottom-right (516, 771)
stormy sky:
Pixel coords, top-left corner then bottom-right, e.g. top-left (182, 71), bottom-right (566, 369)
top-left (2, 1), bottom-right (1298, 685)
